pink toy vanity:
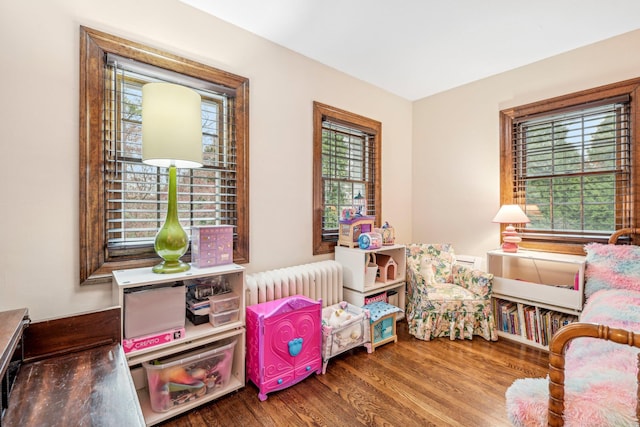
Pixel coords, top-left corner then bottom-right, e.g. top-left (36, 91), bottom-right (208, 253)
top-left (245, 295), bottom-right (322, 401)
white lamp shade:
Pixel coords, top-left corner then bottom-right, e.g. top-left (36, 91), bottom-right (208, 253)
top-left (492, 204), bottom-right (531, 224)
top-left (142, 82), bottom-right (203, 169)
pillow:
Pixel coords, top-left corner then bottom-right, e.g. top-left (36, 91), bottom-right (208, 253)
top-left (584, 243), bottom-right (640, 299)
top-left (419, 259), bottom-right (437, 284)
top-left (406, 243), bottom-right (454, 283)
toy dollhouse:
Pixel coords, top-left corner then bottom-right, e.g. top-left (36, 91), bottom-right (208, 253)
top-left (375, 254), bottom-right (397, 283)
top-left (337, 216), bottom-right (375, 248)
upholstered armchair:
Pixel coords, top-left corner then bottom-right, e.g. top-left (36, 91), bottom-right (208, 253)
top-left (405, 243), bottom-right (497, 341)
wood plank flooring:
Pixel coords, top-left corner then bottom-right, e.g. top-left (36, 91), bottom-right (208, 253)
top-left (159, 322), bottom-right (548, 427)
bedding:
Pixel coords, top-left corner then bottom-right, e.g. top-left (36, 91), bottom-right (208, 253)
top-left (584, 242), bottom-right (640, 299)
top-left (506, 288), bottom-right (640, 426)
top-left (506, 239), bottom-right (640, 427)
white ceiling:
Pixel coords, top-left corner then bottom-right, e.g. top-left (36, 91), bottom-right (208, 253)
top-left (181, 0), bottom-right (640, 101)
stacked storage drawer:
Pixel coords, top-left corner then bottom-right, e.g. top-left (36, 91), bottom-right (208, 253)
top-left (191, 225), bottom-right (233, 268)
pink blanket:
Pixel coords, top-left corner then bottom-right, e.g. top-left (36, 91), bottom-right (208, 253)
top-left (506, 288), bottom-right (640, 426)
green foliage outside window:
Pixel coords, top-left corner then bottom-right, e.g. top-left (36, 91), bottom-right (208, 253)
top-left (516, 103), bottom-right (629, 236)
top-left (321, 124), bottom-right (369, 239)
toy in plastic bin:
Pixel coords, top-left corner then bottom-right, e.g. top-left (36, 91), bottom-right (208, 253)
top-left (143, 339), bottom-right (236, 412)
top-left (358, 232), bottom-right (382, 249)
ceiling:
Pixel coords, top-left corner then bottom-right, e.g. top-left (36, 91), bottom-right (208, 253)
top-left (181, 0), bottom-right (640, 101)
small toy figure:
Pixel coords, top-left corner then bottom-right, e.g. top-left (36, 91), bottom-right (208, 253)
top-left (381, 221), bottom-right (395, 245)
top-left (341, 208), bottom-right (356, 221)
top-left (328, 308), bottom-right (352, 328)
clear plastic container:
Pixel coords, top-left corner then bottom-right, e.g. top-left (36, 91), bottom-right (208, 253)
top-left (143, 339), bottom-right (236, 412)
top-left (209, 309), bottom-right (239, 327)
top-left (208, 292), bottom-right (240, 314)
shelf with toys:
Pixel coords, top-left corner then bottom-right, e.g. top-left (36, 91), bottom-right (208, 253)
top-left (335, 196), bottom-right (405, 318)
top-left (112, 263), bottom-right (246, 426)
top-left (335, 240), bottom-right (406, 320)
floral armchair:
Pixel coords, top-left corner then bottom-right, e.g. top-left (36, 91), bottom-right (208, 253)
top-left (405, 243), bottom-right (497, 341)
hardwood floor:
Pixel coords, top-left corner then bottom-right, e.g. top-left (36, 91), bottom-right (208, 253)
top-left (159, 322), bottom-right (548, 427)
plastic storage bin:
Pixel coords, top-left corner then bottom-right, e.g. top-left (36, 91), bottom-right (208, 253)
top-left (123, 283), bottom-right (185, 339)
top-left (143, 339), bottom-right (236, 412)
top-left (208, 292), bottom-right (240, 314)
top-left (209, 309), bottom-right (239, 327)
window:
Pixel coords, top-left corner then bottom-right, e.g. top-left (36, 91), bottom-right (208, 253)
top-left (313, 102), bottom-right (381, 255)
top-left (80, 27), bottom-right (249, 285)
top-left (500, 78), bottom-right (640, 254)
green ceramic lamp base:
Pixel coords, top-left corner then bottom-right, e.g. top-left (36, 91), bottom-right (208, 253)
top-left (152, 259), bottom-right (191, 274)
top-left (151, 165), bottom-right (190, 274)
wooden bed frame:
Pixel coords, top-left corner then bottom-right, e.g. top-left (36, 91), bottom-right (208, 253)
top-left (546, 227), bottom-right (640, 426)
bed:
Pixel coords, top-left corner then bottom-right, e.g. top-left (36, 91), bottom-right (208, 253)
top-left (506, 228), bottom-right (640, 427)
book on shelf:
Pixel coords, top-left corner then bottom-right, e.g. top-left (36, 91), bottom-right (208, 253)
top-left (186, 296), bottom-right (210, 311)
top-left (539, 309), bottom-right (550, 346)
top-left (495, 299), bottom-right (519, 334)
top-left (523, 305), bottom-right (534, 341)
top-left (494, 297), bottom-right (580, 346)
top-left (534, 306), bottom-right (543, 344)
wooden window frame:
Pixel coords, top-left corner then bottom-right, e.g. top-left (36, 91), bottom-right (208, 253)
top-left (79, 26), bottom-right (249, 285)
top-left (312, 102), bottom-right (382, 255)
top-left (499, 78), bottom-right (640, 255)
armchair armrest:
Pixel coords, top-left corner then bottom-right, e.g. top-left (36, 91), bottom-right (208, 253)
top-left (451, 264), bottom-right (493, 299)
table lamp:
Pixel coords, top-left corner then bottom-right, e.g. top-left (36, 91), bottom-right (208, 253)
top-left (492, 204), bottom-right (530, 253)
top-left (142, 82), bottom-right (203, 273)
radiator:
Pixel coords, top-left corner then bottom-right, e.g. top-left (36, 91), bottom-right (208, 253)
top-left (245, 260), bottom-right (343, 307)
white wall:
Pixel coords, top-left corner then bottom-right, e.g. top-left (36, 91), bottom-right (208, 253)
top-left (412, 29), bottom-right (640, 259)
top-left (4, 0), bottom-right (638, 321)
top-left (0, 0), bottom-right (412, 320)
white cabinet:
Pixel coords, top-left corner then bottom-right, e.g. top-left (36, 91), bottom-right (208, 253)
top-left (487, 249), bottom-right (585, 349)
top-left (335, 244), bottom-right (406, 319)
top-left (112, 264), bottom-right (246, 426)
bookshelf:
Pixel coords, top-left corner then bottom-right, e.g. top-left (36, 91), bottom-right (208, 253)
top-left (487, 249), bottom-right (586, 349)
top-left (335, 244), bottom-right (406, 320)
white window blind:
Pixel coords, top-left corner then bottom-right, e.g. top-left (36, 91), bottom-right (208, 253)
top-left (104, 56), bottom-right (238, 255)
top-left (512, 96), bottom-right (632, 242)
top-left (321, 119), bottom-right (377, 242)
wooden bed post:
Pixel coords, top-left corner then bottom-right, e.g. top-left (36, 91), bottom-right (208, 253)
top-left (548, 323), bottom-right (640, 426)
top-left (637, 354), bottom-right (640, 422)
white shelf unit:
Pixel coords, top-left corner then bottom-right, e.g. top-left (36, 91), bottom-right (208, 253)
top-left (335, 244), bottom-right (406, 320)
top-left (112, 263), bottom-right (246, 426)
top-left (487, 249), bottom-right (586, 349)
